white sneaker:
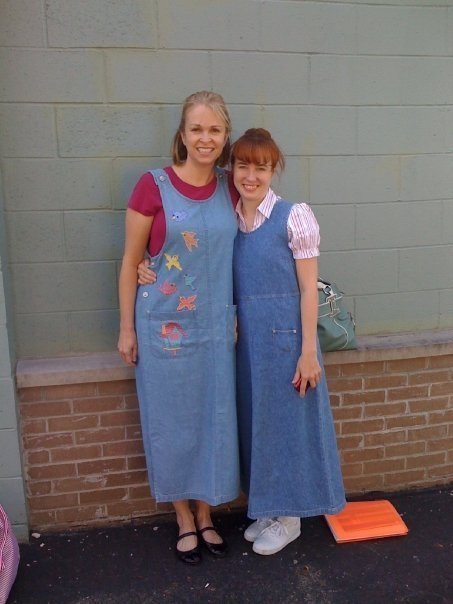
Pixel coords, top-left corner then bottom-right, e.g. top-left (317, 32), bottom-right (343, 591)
top-left (243, 518), bottom-right (274, 542)
top-left (252, 517), bottom-right (301, 555)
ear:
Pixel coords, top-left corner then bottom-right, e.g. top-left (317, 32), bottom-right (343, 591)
top-left (180, 130), bottom-right (186, 147)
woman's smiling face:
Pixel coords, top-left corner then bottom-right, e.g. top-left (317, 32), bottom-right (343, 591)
top-left (180, 104), bottom-right (228, 168)
top-left (233, 160), bottom-right (274, 205)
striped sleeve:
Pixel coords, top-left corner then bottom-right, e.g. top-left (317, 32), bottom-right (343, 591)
top-left (287, 203), bottom-right (320, 259)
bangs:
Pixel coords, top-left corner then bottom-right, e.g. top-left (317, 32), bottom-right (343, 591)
top-left (231, 128), bottom-right (285, 171)
top-left (232, 138), bottom-right (282, 170)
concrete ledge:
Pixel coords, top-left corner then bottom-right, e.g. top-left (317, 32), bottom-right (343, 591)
top-left (16, 351), bottom-right (134, 388)
top-left (325, 329), bottom-right (453, 366)
top-left (16, 329), bottom-right (453, 388)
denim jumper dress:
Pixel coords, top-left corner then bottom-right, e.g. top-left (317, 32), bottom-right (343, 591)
top-left (233, 200), bottom-right (345, 519)
top-left (135, 168), bottom-right (240, 505)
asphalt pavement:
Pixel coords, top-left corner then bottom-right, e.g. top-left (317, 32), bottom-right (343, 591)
top-left (7, 487), bottom-right (453, 604)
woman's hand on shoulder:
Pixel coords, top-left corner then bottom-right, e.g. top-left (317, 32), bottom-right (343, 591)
top-left (138, 258), bottom-right (156, 285)
top-left (118, 328), bottom-right (138, 365)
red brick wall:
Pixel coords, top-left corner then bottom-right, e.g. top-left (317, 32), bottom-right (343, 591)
top-left (19, 379), bottom-right (156, 529)
top-left (326, 354), bottom-right (453, 493)
top-left (17, 346), bottom-right (453, 531)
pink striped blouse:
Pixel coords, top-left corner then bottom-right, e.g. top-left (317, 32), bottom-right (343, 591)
top-left (235, 188), bottom-right (320, 259)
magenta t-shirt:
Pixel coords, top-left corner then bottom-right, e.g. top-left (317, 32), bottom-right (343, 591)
top-left (128, 166), bottom-right (239, 256)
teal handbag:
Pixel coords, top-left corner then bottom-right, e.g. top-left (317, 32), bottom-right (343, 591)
top-left (317, 278), bottom-right (357, 352)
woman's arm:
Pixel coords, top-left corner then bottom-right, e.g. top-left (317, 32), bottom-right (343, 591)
top-left (118, 208), bottom-right (153, 365)
top-left (292, 256), bottom-right (322, 396)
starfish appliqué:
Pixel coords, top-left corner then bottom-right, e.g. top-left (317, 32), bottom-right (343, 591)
top-left (164, 253), bottom-right (182, 271)
top-left (177, 295), bottom-right (197, 311)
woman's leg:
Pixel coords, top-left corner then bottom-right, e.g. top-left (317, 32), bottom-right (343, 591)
top-left (173, 500), bottom-right (197, 552)
top-left (195, 500), bottom-right (223, 544)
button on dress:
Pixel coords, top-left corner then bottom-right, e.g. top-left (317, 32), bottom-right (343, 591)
top-left (135, 168), bottom-right (240, 505)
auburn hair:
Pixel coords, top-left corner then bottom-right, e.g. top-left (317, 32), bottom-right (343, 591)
top-left (231, 128), bottom-right (285, 172)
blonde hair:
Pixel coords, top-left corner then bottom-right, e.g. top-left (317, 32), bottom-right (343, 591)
top-left (171, 91), bottom-right (232, 167)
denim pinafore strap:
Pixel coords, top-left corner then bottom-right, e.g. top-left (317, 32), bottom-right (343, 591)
top-left (234, 200), bottom-right (345, 519)
top-left (135, 168), bottom-right (240, 504)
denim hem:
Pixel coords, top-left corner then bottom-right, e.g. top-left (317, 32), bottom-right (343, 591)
top-left (154, 490), bottom-right (240, 506)
top-left (248, 498), bottom-right (346, 520)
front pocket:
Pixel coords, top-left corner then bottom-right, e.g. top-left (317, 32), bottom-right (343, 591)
top-left (272, 328), bottom-right (299, 353)
top-left (145, 311), bottom-right (202, 359)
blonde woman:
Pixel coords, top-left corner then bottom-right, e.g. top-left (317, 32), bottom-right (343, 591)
top-left (118, 92), bottom-right (240, 564)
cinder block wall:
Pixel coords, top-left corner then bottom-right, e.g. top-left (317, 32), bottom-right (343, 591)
top-left (17, 335), bottom-right (453, 531)
top-left (1, 1), bottom-right (453, 358)
top-left (0, 185), bottom-right (28, 539)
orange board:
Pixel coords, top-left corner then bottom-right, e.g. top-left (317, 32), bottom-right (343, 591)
top-left (324, 500), bottom-right (409, 543)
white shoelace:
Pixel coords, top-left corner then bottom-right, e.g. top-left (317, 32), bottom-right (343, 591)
top-left (267, 520), bottom-right (285, 537)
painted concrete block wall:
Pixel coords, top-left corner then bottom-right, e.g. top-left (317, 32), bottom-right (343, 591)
top-left (1, 0), bottom-right (453, 358)
top-left (0, 177), bottom-right (28, 539)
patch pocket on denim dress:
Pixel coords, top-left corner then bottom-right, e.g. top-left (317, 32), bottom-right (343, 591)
top-left (272, 328), bottom-right (299, 353)
top-left (147, 311), bottom-right (200, 359)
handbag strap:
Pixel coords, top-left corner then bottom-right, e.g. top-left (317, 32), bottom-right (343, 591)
top-left (318, 279), bottom-right (343, 317)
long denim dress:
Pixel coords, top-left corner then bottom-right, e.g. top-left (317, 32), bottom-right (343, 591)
top-left (233, 200), bottom-right (345, 519)
top-left (135, 168), bottom-right (240, 505)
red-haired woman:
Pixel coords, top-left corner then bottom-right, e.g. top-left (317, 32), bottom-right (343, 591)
top-left (231, 129), bottom-right (345, 555)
